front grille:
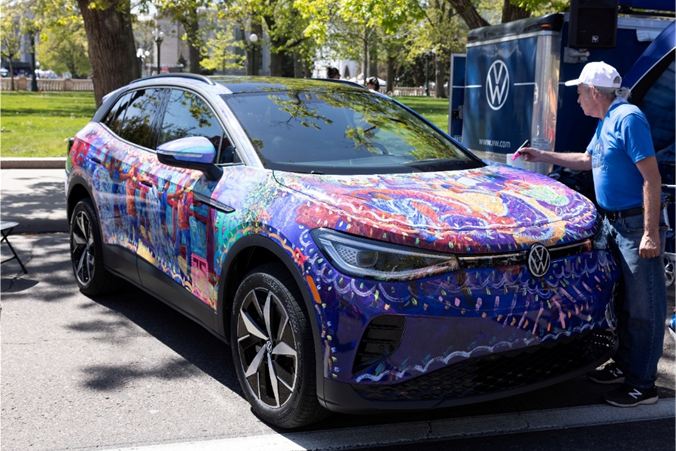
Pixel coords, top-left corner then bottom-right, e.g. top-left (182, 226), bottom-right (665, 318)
top-left (458, 239), bottom-right (592, 269)
top-left (354, 329), bottom-right (616, 402)
top-left (353, 315), bottom-right (405, 373)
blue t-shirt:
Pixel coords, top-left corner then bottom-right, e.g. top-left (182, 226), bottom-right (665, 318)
top-left (586, 98), bottom-right (655, 211)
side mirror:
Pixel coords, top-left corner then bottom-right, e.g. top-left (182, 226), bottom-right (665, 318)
top-left (157, 136), bottom-right (222, 181)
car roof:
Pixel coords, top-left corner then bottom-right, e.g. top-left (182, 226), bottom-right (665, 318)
top-left (127, 74), bottom-right (367, 95)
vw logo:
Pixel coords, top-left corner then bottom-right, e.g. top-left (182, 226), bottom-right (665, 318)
top-left (527, 243), bottom-right (550, 278)
top-left (486, 60), bottom-right (510, 111)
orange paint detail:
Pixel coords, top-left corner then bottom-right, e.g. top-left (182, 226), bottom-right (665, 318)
top-left (306, 275), bottom-right (321, 304)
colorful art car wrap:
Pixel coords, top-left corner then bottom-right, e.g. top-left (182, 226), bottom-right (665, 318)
top-left (70, 122), bottom-right (619, 387)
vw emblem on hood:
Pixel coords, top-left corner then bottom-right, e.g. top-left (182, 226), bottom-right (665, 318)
top-left (486, 60), bottom-right (509, 110)
top-left (527, 243), bottom-right (550, 278)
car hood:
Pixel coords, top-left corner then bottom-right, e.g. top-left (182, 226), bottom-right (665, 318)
top-left (273, 165), bottom-right (598, 254)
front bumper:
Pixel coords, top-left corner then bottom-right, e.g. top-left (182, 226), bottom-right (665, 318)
top-left (319, 328), bottom-right (616, 413)
top-left (298, 223), bottom-right (620, 398)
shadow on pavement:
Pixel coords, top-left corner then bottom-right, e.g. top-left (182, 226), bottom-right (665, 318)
top-left (77, 285), bottom-right (243, 398)
top-left (1, 234), bottom-right (74, 303)
top-left (1, 178), bottom-right (68, 233)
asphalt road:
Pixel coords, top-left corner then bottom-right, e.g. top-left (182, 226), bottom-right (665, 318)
top-left (1, 169), bottom-right (675, 450)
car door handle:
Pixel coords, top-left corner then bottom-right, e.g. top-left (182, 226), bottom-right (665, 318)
top-left (140, 180), bottom-right (154, 188)
top-left (90, 156), bottom-right (102, 165)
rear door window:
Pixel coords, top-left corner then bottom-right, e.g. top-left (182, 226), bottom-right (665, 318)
top-left (102, 92), bottom-right (131, 135)
top-left (117, 88), bottom-right (165, 149)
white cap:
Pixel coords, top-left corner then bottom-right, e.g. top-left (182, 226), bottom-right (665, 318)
top-left (564, 61), bottom-right (622, 88)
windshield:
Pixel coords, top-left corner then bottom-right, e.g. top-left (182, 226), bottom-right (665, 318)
top-left (223, 89), bottom-right (483, 174)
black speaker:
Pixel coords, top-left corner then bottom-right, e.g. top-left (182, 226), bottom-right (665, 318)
top-left (569, 0), bottom-right (618, 48)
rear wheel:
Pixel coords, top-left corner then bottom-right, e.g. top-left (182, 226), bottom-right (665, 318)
top-left (231, 264), bottom-right (327, 428)
top-left (69, 199), bottom-right (117, 295)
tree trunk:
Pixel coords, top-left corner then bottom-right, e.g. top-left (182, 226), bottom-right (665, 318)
top-left (386, 52), bottom-right (395, 93)
top-left (435, 55), bottom-right (445, 98)
top-left (188, 41), bottom-right (200, 73)
top-left (446, 0), bottom-right (490, 29)
top-left (9, 58), bottom-right (14, 91)
top-left (78, 0), bottom-right (139, 106)
top-left (368, 38), bottom-right (378, 79)
top-left (362, 28), bottom-right (369, 83)
top-left (269, 51), bottom-right (283, 76)
top-left (502, 0), bottom-right (530, 23)
top-left (182, 14), bottom-right (201, 73)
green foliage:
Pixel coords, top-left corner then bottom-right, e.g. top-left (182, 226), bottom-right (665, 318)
top-left (0, 7), bottom-right (22, 62)
top-left (38, 20), bottom-right (91, 77)
top-left (200, 28), bottom-right (247, 72)
top-left (513, 0), bottom-right (569, 15)
top-left (294, 0), bottom-right (422, 46)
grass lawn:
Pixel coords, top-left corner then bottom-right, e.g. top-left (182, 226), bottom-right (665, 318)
top-left (0, 91), bottom-right (449, 158)
top-left (395, 96), bottom-right (449, 131)
top-left (1, 92), bottom-right (96, 158)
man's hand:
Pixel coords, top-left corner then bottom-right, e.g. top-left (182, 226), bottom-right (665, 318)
top-left (639, 232), bottom-right (661, 259)
top-left (514, 147), bottom-right (545, 162)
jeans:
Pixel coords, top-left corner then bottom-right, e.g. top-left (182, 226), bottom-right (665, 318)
top-left (605, 213), bottom-right (667, 389)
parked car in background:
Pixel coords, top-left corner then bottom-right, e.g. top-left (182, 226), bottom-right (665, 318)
top-left (66, 75), bottom-right (620, 428)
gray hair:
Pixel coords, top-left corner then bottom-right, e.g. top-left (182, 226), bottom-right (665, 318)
top-left (594, 85), bottom-right (631, 100)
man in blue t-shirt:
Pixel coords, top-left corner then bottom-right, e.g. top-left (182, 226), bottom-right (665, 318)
top-left (518, 61), bottom-right (666, 407)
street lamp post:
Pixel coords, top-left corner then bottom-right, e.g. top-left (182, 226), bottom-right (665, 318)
top-left (249, 33), bottom-right (258, 75)
top-left (153, 28), bottom-right (164, 74)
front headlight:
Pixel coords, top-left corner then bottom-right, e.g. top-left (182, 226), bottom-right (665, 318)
top-left (311, 228), bottom-right (459, 280)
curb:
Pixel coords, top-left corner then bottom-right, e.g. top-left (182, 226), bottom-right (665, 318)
top-left (109, 399), bottom-right (676, 451)
top-left (0, 158), bottom-right (66, 169)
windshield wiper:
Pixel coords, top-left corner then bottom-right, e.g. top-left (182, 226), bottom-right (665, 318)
top-left (404, 158), bottom-right (478, 170)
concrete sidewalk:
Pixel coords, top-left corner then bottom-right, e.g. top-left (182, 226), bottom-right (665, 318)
top-left (1, 168), bottom-right (68, 233)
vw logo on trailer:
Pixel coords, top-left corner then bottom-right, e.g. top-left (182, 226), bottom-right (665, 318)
top-left (527, 243), bottom-right (551, 278)
top-left (486, 60), bottom-right (510, 111)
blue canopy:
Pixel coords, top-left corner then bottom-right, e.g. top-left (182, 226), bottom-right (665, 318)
top-left (623, 21), bottom-right (675, 88)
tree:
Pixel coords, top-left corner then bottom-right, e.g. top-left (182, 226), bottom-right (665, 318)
top-left (37, 10), bottom-right (91, 78)
top-left (445, 0), bottom-right (489, 28)
top-left (200, 27), bottom-right (246, 73)
top-left (296, 0), bottom-right (421, 82)
top-left (156, 0), bottom-right (210, 73)
top-left (404, 0), bottom-right (468, 97)
top-left (0, 8), bottom-right (22, 90)
top-left (445, 0), bottom-right (569, 29)
top-left (77, 0), bottom-right (139, 105)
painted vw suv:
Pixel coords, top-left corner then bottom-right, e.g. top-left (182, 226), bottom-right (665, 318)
top-left (66, 74), bottom-right (619, 428)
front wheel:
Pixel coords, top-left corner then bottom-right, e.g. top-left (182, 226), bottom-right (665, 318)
top-left (231, 264), bottom-right (327, 428)
top-left (69, 199), bottom-right (117, 295)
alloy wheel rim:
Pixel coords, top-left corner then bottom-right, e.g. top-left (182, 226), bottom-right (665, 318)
top-left (71, 210), bottom-right (95, 286)
top-left (236, 288), bottom-right (298, 408)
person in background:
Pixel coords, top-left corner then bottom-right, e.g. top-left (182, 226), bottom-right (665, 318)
top-left (516, 61), bottom-right (666, 408)
top-left (327, 67), bottom-right (340, 80)
top-left (366, 76), bottom-right (380, 92)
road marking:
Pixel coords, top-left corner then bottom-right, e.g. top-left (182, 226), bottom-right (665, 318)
top-left (111, 399), bottom-right (674, 451)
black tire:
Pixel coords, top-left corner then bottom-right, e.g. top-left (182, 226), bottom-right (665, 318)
top-left (230, 263), bottom-right (328, 428)
top-left (69, 199), bottom-right (117, 295)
